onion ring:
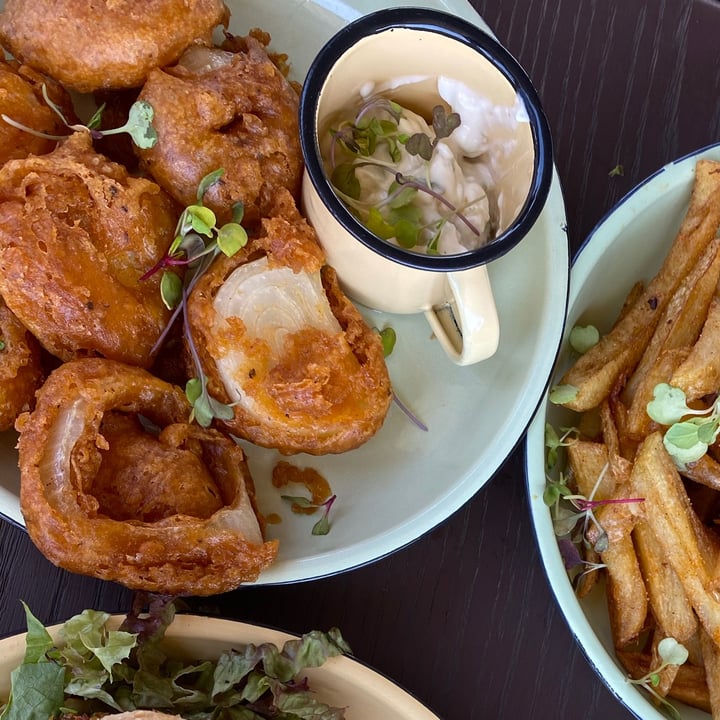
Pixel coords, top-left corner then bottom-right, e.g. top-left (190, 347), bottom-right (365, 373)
top-left (0, 132), bottom-right (178, 367)
top-left (0, 0), bottom-right (230, 92)
top-left (0, 297), bottom-right (44, 431)
top-left (186, 189), bottom-right (393, 455)
top-left (135, 33), bottom-right (302, 226)
top-left (17, 357), bottom-right (277, 596)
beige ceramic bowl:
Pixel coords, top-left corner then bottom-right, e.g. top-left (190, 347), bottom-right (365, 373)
top-left (0, 614), bottom-right (440, 719)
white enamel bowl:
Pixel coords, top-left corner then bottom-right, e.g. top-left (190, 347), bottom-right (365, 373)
top-left (525, 143), bottom-right (720, 720)
top-left (0, 0), bottom-right (569, 584)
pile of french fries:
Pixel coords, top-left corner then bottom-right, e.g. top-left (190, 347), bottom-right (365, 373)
top-left (554, 159), bottom-right (720, 716)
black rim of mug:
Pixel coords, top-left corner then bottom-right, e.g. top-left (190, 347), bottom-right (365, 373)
top-left (299, 6), bottom-right (554, 272)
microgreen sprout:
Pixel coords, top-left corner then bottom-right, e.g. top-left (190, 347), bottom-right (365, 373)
top-left (557, 538), bottom-right (607, 579)
top-left (0, 338), bottom-right (5, 351)
top-left (143, 169), bottom-right (248, 426)
top-left (569, 324), bottom-right (600, 354)
top-left (548, 384), bottom-right (579, 405)
top-left (281, 494), bottom-right (337, 535)
top-left (376, 326), bottom-right (396, 357)
top-left (1, 84), bottom-right (158, 149)
top-left (628, 637), bottom-right (688, 720)
top-left (544, 423), bottom-right (579, 470)
top-left (646, 383), bottom-right (720, 468)
top-left (609, 164), bottom-right (625, 177)
top-left (327, 95), bottom-right (486, 251)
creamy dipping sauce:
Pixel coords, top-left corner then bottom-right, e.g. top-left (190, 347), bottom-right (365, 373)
top-left (322, 76), bottom-right (527, 256)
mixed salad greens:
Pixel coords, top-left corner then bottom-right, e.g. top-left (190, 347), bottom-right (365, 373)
top-left (0, 596), bottom-right (351, 720)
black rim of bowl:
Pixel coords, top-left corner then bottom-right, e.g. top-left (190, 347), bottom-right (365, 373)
top-left (299, 6), bottom-right (554, 272)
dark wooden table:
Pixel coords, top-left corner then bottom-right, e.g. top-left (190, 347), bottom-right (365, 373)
top-left (3, 1), bottom-right (719, 718)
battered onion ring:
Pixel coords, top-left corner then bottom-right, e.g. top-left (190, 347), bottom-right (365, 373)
top-left (0, 296), bottom-right (43, 431)
top-left (17, 357), bottom-right (277, 596)
top-left (0, 132), bottom-right (179, 367)
top-left (136, 34), bottom-right (302, 226)
top-left (0, 0), bottom-right (230, 92)
top-left (186, 189), bottom-right (392, 455)
top-left (0, 57), bottom-right (76, 165)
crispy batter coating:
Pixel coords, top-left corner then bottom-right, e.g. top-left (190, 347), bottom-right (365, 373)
top-left (0, 132), bottom-right (179, 367)
top-left (17, 358), bottom-right (278, 595)
top-left (0, 57), bottom-right (76, 165)
top-left (136, 34), bottom-right (302, 226)
top-left (186, 190), bottom-right (393, 455)
top-left (92, 412), bottom-right (224, 522)
top-left (0, 0), bottom-right (230, 93)
top-left (0, 297), bottom-right (43, 431)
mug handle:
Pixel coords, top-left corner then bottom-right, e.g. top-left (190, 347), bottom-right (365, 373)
top-left (423, 265), bottom-right (499, 366)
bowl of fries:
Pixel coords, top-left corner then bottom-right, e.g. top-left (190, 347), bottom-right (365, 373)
top-left (526, 143), bottom-right (720, 719)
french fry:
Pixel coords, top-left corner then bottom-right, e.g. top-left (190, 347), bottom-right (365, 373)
top-left (701, 628), bottom-right (720, 719)
top-left (671, 294), bottom-right (720, 401)
top-left (633, 518), bottom-right (697, 643)
top-left (604, 533), bottom-right (648, 647)
top-left (622, 233), bottom-right (720, 436)
top-left (624, 346), bottom-right (692, 440)
top-left (557, 160), bottom-right (720, 412)
top-left (682, 453), bottom-right (720, 493)
top-left (566, 440), bottom-right (646, 645)
top-left (632, 432), bottom-right (720, 645)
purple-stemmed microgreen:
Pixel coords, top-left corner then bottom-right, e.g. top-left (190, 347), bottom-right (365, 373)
top-left (628, 637), bottom-right (688, 720)
top-left (281, 494), bottom-right (337, 536)
top-left (143, 169), bottom-right (248, 426)
top-left (1, 84), bottom-right (158, 149)
top-left (327, 95), bottom-right (485, 251)
top-left (646, 382), bottom-right (720, 469)
top-left (557, 538), bottom-right (607, 582)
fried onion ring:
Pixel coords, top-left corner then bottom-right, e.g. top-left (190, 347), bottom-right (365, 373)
top-left (0, 132), bottom-right (179, 367)
top-left (0, 57), bottom-right (76, 165)
top-left (136, 34), bottom-right (302, 226)
top-left (0, 0), bottom-right (230, 92)
top-left (17, 357), bottom-right (277, 596)
top-left (0, 296), bottom-right (43, 431)
top-left (186, 189), bottom-right (392, 455)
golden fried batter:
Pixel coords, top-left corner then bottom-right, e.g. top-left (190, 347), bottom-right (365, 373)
top-left (136, 34), bottom-right (302, 226)
top-left (0, 297), bottom-right (43, 431)
top-left (0, 0), bottom-right (230, 93)
top-left (0, 132), bottom-right (179, 367)
top-left (17, 358), bottom-right (277, 595)
top-left (92, 412), bottom-right (224, 522)
top-left (186, 189), bottom-right (392, 455)
top-left (0, 57), bottom-right (76, 165)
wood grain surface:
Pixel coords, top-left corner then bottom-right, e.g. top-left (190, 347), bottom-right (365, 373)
top-left (3, 1), bottom-right (720, 718)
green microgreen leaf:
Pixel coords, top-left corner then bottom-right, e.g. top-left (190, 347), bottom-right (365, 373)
top-left (0, 338), bottom-right (5, 351)
top-left (379, 326), bottom-right (396, 357)
top-left (187, 205), bottom-right (216, 236)
top-left (549, 384), bottom-right (579, 405)
top-left (160, 271), bottom-right (182, 310)
top-left (569, 324), bottom-right (600, 354)
top-left (122, 100), bottom-right (158, 149)
top-left (609, 164), bottom-right (624, 177)
top-left (646, 383), bottom-right (694, 426)
top-left (331, 163), bottom-right (361, 200)
top-left (197, 168), bottom-right (225, 202)
top-left (432, 104), bottom-right (461, 139)
top-left (404, 132), bottom-right (434, 161)
top-left (658, 637), bottom-right (689, 667)
top-left (216, 222), bottom-right (248, 257)
top-left (393, 219), bottom-right (419, 248)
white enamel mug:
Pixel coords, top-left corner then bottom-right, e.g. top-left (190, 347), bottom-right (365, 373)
top-left (299, 8), bottom-right (553, 365)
